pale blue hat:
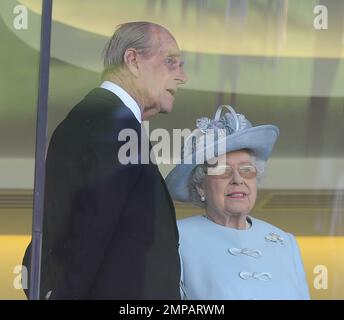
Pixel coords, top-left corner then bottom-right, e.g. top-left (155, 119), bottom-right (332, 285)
top-left (166, 105), bottom-right (279, 202)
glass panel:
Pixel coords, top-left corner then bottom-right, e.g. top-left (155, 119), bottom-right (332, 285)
top-left (1, 0), bottom-right (343, 300)
top-left (0, 0), bottom-right (42, 299)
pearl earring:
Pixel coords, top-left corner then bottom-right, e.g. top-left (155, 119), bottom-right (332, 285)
top-left (200, 195), bottom-right (205, 202)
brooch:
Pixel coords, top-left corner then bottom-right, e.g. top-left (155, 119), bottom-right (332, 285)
top-left (265, 232), bottom-right (284, 245)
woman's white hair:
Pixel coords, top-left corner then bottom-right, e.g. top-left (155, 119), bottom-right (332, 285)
top-left (188, 149), bottom-right (267, 208)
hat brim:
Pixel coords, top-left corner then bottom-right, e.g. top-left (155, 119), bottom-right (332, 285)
top-left (166, 125), bottom-right (279, 202)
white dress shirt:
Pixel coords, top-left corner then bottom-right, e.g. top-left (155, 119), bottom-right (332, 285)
top-left (100, 81), bottom-right (142, 123)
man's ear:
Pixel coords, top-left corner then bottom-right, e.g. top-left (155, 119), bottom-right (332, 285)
top-left (195, 184), bottom-right (205, 198)
top-left (123, 48), bottom-right (140, 77)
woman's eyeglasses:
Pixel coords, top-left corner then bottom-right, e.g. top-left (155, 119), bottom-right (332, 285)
top-left (204, 164), bottom-right (257, 179)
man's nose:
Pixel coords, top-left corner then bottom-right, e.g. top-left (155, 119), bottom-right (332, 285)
top-left (176, 67), bottom-right (187, 85)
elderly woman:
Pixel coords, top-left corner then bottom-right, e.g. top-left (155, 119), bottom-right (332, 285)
top-left (166, 106), bottom-right (310, 300)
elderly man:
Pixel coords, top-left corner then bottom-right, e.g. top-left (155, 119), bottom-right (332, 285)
top-left (23, 21), bottom-right (187, 299)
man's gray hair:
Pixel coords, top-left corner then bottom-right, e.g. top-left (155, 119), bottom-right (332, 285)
top-left (102, 21), bottom-right (171, 76)
top-left (188, 150), bottom-right (267, 208)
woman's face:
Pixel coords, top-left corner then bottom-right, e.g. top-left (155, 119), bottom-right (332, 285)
top-left (199, 150), bottom-right (257, 219)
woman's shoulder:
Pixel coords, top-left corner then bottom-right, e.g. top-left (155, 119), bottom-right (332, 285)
top-left (250, 216), bottom-right (296, 242)
top-left (177, 215), bottom-right (208, 233)
top-left (177, 214), bottom-right (205, 226)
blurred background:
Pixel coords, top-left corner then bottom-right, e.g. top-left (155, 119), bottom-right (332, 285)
top-left (1, 0), bottom-right (344, 299)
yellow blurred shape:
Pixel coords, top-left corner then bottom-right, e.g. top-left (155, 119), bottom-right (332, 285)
top-left (0, 235), bottom-right (29, 300)
top-left (1, 235), bottom-right (344, 299)
top-left (19, 0), bottom-right (344, 58)
top-left (297, 237), bottom-right (344, 300)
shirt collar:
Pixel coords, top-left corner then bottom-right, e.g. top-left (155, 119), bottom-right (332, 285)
top-left (100, 81), bottom-right (142, 123)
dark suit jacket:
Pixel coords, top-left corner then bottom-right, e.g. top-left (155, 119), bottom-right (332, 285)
top-left (23, 88), bottom-right (181, 299)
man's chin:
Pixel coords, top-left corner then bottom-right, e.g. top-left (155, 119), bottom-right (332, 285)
top-left (159, 104), bottom-right (174, 114)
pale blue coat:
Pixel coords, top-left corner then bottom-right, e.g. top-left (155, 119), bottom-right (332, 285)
top-left (178, 215), bottom-right (310, 300)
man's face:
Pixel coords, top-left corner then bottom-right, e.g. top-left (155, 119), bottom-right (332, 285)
top-left (137, 30), bottom-right (187, 116)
